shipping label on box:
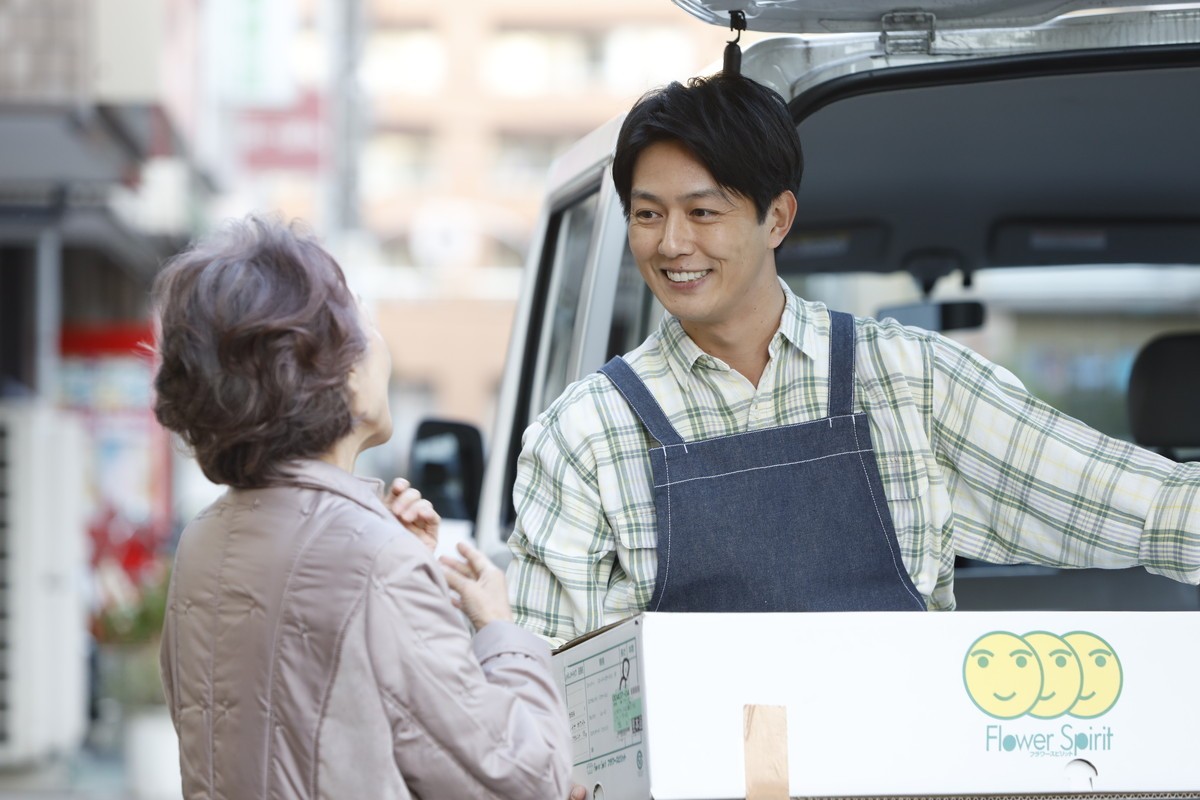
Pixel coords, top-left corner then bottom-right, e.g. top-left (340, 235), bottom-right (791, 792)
top-left (555, 618), bottom-right (649, 799)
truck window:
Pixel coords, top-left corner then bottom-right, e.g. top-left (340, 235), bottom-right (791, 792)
top-left (534, 191), bottom-right (599, 415)
top-left (501, 188), bottom-right (601, 530)
top-left (605, 239), bottom-right (661, 359)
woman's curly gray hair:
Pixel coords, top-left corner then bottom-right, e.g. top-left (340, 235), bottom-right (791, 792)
top-left (151, 216), bottom-right (367, 488)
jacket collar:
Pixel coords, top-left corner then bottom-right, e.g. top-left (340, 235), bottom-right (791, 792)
top-left (275, 459), bottom-right (391, 520)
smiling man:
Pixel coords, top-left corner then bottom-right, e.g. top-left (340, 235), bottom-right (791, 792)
top-left (505, 74), bottom-right (1200, 647)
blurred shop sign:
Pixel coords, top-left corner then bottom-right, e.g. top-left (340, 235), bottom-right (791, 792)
top-left (235, 89), bottom-right (324, 173)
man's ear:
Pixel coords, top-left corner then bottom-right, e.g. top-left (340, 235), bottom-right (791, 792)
top-left (766, 190), bottom-right (798, 248)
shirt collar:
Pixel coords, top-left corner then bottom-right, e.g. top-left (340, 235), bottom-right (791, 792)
top-left (777, 278), bottom-right (824, 362)
top-left (659, 313), bottom-right (713, 388)
top-left (658, 278), bottom-right (822, 389)
top-left (274, 458), bottom-right (391, 520)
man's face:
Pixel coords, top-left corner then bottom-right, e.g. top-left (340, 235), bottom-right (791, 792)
top-left (627, 139), bottom-right (792, 338)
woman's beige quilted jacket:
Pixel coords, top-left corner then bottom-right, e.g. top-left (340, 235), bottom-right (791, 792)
top-left (159, 459), bottom-right (572, 799)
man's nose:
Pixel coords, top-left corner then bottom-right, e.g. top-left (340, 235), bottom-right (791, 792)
top-left (658, 213), bottom-right (692, 258)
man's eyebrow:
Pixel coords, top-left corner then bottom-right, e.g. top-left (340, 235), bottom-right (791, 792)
top-left (630, 189), bottom-right (664, 204)
top-left (630, 187), bottom-right (732, 204)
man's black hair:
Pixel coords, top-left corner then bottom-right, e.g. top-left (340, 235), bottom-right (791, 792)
top-left (612, 73), bottom-right (804, 223)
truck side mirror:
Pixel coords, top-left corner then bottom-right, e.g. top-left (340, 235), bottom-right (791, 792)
top-left (409, 419), bottom-right (485, 522)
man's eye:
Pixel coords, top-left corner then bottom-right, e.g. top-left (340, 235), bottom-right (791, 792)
top-left (634, 210), bottom-right (658, 220)
top-left (692, 209), bottom-right (716, 218)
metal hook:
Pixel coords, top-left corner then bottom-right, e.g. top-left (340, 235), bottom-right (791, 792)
top-left (724, 10), bottom-right (747, 75)
top-left (728, 9), bottom-right (747, 44)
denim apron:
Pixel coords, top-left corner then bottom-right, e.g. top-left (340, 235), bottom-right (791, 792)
top-left (599, 311), bottom-right (925, 612)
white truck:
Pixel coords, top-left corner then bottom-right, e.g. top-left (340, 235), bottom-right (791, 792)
top-left (412, 0), bottom-right (1200, 612)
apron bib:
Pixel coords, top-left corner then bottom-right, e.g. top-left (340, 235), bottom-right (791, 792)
top-left (599, 310), bottom-right (925, 612)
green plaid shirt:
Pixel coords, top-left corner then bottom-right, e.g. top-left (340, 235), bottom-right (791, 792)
top-left (508, 281), bottom-right (1200, 646)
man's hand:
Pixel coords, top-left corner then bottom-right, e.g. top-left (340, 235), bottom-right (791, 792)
top-left (386, 478), bottom-right (439, 553)
top-left (569, 784), bottom-right (588, 799)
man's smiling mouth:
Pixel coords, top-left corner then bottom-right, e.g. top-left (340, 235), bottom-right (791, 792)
top-left (665, 269), bottom-right (711, 283)
top-left (993, 691), bottom-right (1017, 701)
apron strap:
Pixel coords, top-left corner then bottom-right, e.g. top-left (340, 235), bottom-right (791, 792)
top-left (828, 310), bottom-right (856, 417)
top-left (598, 357), bottom-right (686, 447)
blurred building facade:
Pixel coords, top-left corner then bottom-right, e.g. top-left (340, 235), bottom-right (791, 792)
top-left (361, 1), bottom-right (748, 460)
top-left (203, 0), bottom-right (756, 480)
top-left (0, 0), bottom-right (211, 789)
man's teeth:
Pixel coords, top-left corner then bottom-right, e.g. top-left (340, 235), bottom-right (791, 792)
top-left (666, 270), bottom-right (710, 283)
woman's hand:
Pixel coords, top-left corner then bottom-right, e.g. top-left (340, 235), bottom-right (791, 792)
top-left (387, 478), bottom-right (439, 553)
top-left (439, 542), bottom-right (513, 630)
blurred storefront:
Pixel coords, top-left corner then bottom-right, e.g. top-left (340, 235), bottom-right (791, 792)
top-left (0, 0), bottom-right (210, 795)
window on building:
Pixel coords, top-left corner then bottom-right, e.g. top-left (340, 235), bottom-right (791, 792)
top-left (289, 30), bottom-right (326, 89)
top-left (359, 29), bottom-right (447, 96)
top-left (482, 25), bottom-right (696, 97)
top-left (379, 235), bottom-right (415, 268)
top-left (481, 28), bottom-right (603, 96)
top-left (360, 130), bottom-right (433, 196)
top-left (492, 131), bottom-right (579, 189)
top-left (601, 26), bottom-right (694, 95)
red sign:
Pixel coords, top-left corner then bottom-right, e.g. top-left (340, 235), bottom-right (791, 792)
top-left (236, 89), bottom-right (324, 172)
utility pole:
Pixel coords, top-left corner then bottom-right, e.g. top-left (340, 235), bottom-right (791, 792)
top-left (323, 0), bottom-right (362, 238)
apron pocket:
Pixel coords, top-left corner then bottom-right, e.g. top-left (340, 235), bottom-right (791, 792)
top-left (610, 508), bottom-right (658, 606)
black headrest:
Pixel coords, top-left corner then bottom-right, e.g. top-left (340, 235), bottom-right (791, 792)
top-left (1128, 332), bottom-right (1200, 448)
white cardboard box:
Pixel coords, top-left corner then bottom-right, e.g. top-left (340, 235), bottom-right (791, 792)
top-left (552, 611), bottom-right (1200, 799)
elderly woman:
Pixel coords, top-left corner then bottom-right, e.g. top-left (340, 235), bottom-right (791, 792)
top-left (152, 217), bottom-right (573, 799)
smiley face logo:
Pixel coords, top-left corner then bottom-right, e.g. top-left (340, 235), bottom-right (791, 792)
top-left (1064, 631), bottom-right (1122, 718)
top-left (1022, 631), bottom-right (1083, 719)
top-left (963, 632), bottom-right (1043, 719)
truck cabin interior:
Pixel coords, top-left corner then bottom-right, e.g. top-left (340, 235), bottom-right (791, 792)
top-left (779, 46), bottom-right (1200, 293)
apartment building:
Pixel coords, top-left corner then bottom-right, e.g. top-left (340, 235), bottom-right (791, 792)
top-left (238, 0), bottom-right (760, 476)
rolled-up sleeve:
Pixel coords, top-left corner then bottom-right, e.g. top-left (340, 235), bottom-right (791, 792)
top-left (930, 331), bottom-right (1200, 582)
top-left (508, 415), bottom-right (615, 649)
top-left (364, 537), bottom-right (572, 800)
top-left (1141, 462), bottom-right (1200, 583)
